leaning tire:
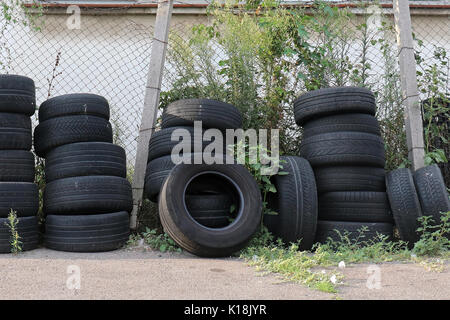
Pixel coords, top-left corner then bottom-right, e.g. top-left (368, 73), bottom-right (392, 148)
top-left (302, 113), bottom-right (380, 138)
top-left (159, 162), bottom-right (262, 257)
top-left (0, 150), bottom-right (35, 182)
top-left (414, 164), bottom-right (450, 225)
top-left (39, 93), bottom-right (110, 122)
top-left (300, 132), bottom-right (385, 168)
top-left (318, 191), bottom-right (393, 223)
top-left (386, 168), bottom-right (422, 246)
top-left (264, 156), bottom-right (318, 250)
top-left (0, 75), bottom-right (36, 116)
top-left (45, 142), bottom-right (126, 183)
top-left (0, 113), bottom-right (32, 150)
top-left (44, 212), bottom-right (129, 252)
top-left (34, 115), bottom-right (113, 157)
top-left (315, 220), bottom-right (393, 244)
top-left (294, 87), bottom-right (376, 126)
top-left (314, 166), bottom-right (386, 194)
top-left (162, 99), bottom-right (242, 130)
top-left (44, 176), bottom-right (132, 215)
top-left (0, 182), bottom-right (39, 217)
top-left (0, 216), bottom-right (39, 253)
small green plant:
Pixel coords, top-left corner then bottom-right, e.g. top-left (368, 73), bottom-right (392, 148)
top-left (5, 209), bottom-right (22, 254)
top-left (241, 213), bottom-right (450, 293)
top-left (413, 211), bottom-right (450, 257)
top-left (129, 228), bottom-right (181, 253)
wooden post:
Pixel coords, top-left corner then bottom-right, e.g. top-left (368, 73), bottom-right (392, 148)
top-left (130, 0), bottom-right (174, 230)
top-left (393, 0), bottom-right (425, 171)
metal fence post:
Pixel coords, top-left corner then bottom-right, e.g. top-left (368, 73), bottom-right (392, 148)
top-left (130, 0), bottom-right (174, 230)
top-left (393, 0), bottom-right (425, 171)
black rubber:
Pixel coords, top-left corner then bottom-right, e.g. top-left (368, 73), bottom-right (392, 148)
top-left (294, 87), bottom-right (376, 126)
top-left (144, 155), bottom-right (175, 202)
top-left (0, 216), bottom-right (39, 253)
top-left (0, 150), bottom-right (35, 182)
top-left (414, 164), bottom-right (450, 225)
top-left (299, 132), bottom-right (385, 168)
top-left (44, 176), bottom-right (132, 215)
top-left (45, 142), bottom-right (126, 183)
top-left (0, 182), bottom-right (39, 217)
top-left (302, 113), bottom-right (380, 138)
top-left (162, 99), bottom-right (242, 130)
top-left (45, 212), bottom-right (129, 252)
top-left (318, 191), bottom-right (393, 223)
top-left (185, 194), bottom-right (234, 228)
top-left (159, 162), bottom-right (262, 257)
top-left (147, 126), bottom-right (225, 163)
top-left (34, 115), bottom-right (113, 157)
top-left (39, 93), bottom-right (110, 122)
top-left (0, 113), bottom-right (32, 150)
top-left (0, 75), bottom-right (36, 116)
top-left (315, 220), bottom-right (393, 244)
top-left (386, 168), bottom-right (422, 246)
top-left (144, 154), bottom-right (231, 202)
top-left (264, 156), bottom-right (318, 250)
top-left (314, 166), bottom-right (386, 194)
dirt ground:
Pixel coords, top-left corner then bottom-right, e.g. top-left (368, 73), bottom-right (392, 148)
top-left (0, 246), bottom-right (448, 300)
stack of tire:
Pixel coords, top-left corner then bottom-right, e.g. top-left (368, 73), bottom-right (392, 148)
top-left (34, 94), bottom-right (132, 252)
top-left (0, 75), bottom-right (39, 253)
top-left (295, 87), bottom-right (394, 243)
top-left (145, 99), bottom-right (263, 257)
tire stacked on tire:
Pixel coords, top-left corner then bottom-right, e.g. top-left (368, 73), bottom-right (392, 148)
top-left (145, 99), bottom-right (265, 257)
top-left (0, 75), bottom-right (39, 253)
top-left (34, 94), bottom-right (131, 252)
top-left (295, 87), bottom-right (394, 243)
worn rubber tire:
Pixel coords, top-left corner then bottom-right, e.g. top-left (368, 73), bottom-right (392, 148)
top-left (315, 220), bottom-right (393, 244)
top-left (39, 93), bottom-right (110, 122)
top-left (159, 162), bottom-right (262, 257)
top-left (294, 87), bottom-right (376, 126)
top-left (386, 168), bottom-right (422, 246)
top-left (45, 212), bottom-right (129, 252)
top-left (185, 194), bottom-right (234, 228)
top-left (44, 176), bottom-right (132, 215)
top-left (414, 164), bottom-right (450, 225)
top-left (34, 115), bottom-right (113, 157)
top-left (0, 216), bottom-right (39, 253)
top-left (45, 142), bottom-right (126, 183)
top-left (162, 99), bottom-right (242, 130)
top-left (264, 156), bottom-right (318, 250)
top-left (0, 113), bottom-right (32, 150)
top-left (0, 150), bottom-right (35, 182)
top-left (318, 191), bottom-right (393, 223)
top-left (314, 166), bottom-right (386, 194)
top-left (147, 126), bottom-right (225, 163)
top-left (300, 132), bottom-right (386, 168)
top-left (0, 182), bottom-right (39, 217)
top-left (144, 154), bottom-right (231, 202)
top-left (303, 113), bottom-right (380, 138)
top-left (0, 75), bottom-right (36, 116)
top-left (144, 155), bottom-right (175, 202)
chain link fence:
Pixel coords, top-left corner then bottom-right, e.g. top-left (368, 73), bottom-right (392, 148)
top-left (0, 1), bottom-right (448, 196)
top-left (1, 6), bottom-right (155, 168)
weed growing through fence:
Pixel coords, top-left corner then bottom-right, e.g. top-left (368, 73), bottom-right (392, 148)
top-left (5, 209), bottom-right (22, 254)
